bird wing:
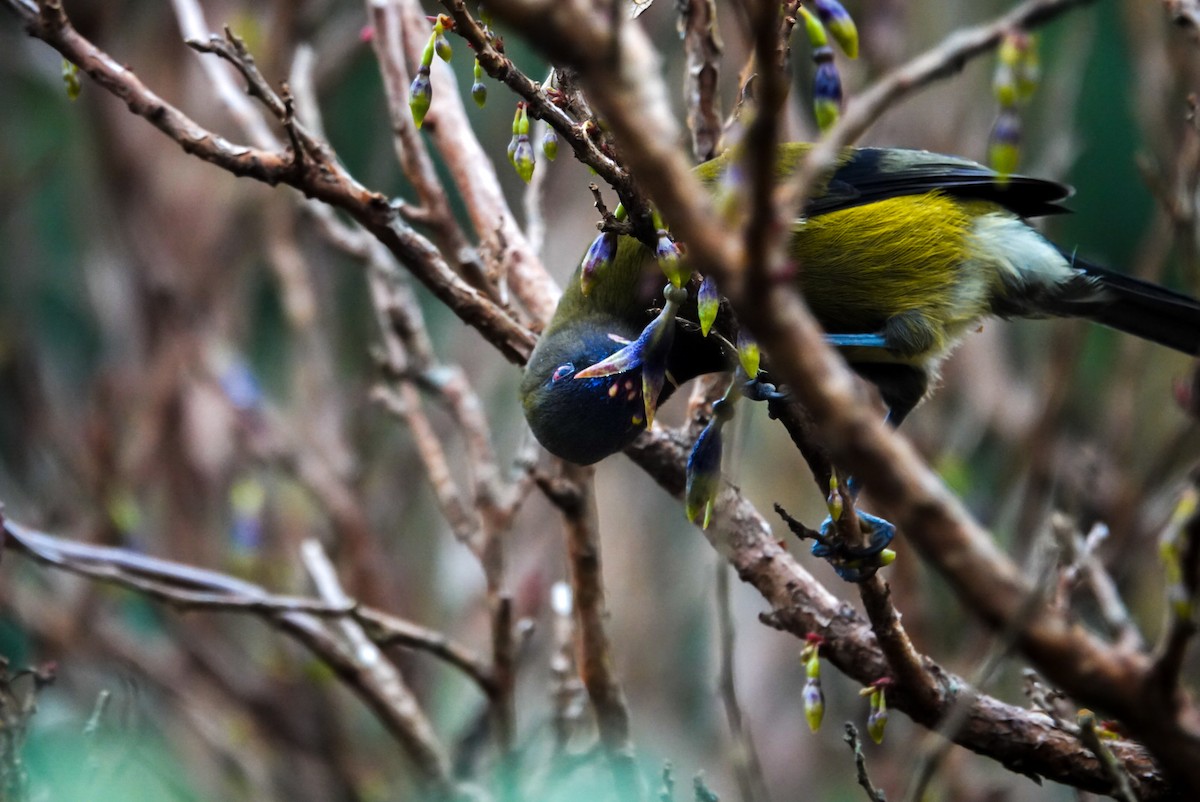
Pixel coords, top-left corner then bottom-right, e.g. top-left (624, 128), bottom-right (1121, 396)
top-left (808, 148), bottom-right (1073, 219)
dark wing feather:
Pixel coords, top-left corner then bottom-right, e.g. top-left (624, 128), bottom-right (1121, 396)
top-left (807, 148), bottom-right (1073, 219)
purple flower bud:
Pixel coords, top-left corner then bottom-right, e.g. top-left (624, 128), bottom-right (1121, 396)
top-left (655, 229), bottom-right (686, 288)
top-left (697, 275), bottom-right (719, 337)
top-left (686, 416), bottom-right (724, 528)
top-left (542, 129), bottom-right (559, 161)
top-left (989, 109), bottom-right (1021, 178)
top-left (798, 6), bottom-right (828, 48)
top-left (867, 688), bottom-right (888, 744)
top-left (471, 81), bottom-right (488, 108)
top-left (579, 231), bottom-right (616, 295)
top-left (803, 679), bottom-right (825, 732)
top-left (409, 66), bottom-right (432, 129)
top-left (813, 55), bottom-right (842, 132)
top-left (512, 134), bottom-right (535, 183)
top-left (434, 31), bottom-right (452, 62)
top-left (814, 0), bottom-right (859, 58)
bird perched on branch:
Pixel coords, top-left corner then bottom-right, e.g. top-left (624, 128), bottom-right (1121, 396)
top-left (521, 144), bottom-right (1200, 469)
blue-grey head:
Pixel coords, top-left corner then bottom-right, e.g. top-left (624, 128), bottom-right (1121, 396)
top-left (520, 317), bottom-right (649, 465)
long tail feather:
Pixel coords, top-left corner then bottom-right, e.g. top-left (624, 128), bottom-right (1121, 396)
top-left (1063, 256), bottom-right (1200, 355)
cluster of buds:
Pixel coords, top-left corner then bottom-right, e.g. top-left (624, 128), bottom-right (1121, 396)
top-left (861, 678), bottom-right (891, 744)
top-left (798, 0), bottom-right (858, 132)
top-left (990, 31), bottom-right (1039, 177)
top-left (508, 102), bottom-right (535, 183)
top-left (800, 634), bottom-right (826, 732)
top-left (409, 14), bottom-right (455, 128)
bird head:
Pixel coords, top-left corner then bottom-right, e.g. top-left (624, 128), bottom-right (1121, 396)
top-left (520, 316), bottom-right (650, 465)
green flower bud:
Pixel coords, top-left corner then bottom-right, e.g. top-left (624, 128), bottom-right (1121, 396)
top-left (803, 678), bottom-right (825, 732)
top-left (542, 129), bottom-right (559, 161)
top-left (736, 329), bottom-right (760, 378)
top-left (697, 275), bottom-right (719, 337)
top-left (866, 687), bottom-right (888, 744)
top-left (512, 135), bottom-right (535, 183)
top-left (989, 108), bottom-right (1021, 179)
top-left (472, 81), bottom-right (488, 107)
top-left (814, 0), bottom-right (859, 58)
top-left (62, 59), bottom-right (82, 101)
top-left (434, 31), bottom-right (452, 62)
top-left (686, 416), bottom-right (723, 529)
top-left (655, 230), bottom-right (686, 288)
top-left (409, 66), bottom-right (432, 129)
top-left (813, 54), bottom-right (843, 132)
top-left (798, 6), bottom-right (829, 48)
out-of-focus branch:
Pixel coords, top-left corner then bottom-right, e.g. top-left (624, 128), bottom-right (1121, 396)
top-left (1, 518), bottom-right (496, 697)
top-left (538, 464), bottom-right (645, 802)
top-left (1166, 0), bottom-right (1200, 36)
top-left (3, 0), bottom-right (534, 363)
top-left (715, 562), bottom-right (771, 802)
top-left (679, 0), bottom-right (723, 162)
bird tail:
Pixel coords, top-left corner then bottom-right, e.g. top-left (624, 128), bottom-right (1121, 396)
top-left (1060, 255), bottom-right (1200, 356)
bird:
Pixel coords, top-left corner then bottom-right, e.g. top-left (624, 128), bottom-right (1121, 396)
top-left (520, 143), bottom-right (1200, 467)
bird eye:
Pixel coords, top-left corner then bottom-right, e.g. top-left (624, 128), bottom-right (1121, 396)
top-left (551, 363), bottom-right (575, 382)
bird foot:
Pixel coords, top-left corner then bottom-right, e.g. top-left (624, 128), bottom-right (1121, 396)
top-left (811, 511), bottom-right (896, 582)
top-left (740, 376), bottom-right (789, 403)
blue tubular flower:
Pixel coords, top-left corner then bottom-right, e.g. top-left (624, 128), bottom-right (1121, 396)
top-left (579, 231), bottom-right (616, 296)
top-left (575, 284), bottom-right (687, 427)
top-left (685, 411), bottom-right (724, 528)
top-left (697, 275), bottom-right (719, 337)
top-left (813, 0), bottom-right (859, 58)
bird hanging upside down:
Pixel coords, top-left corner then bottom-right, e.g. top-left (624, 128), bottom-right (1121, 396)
top-left (522, 144), bottom-right (1200, 466)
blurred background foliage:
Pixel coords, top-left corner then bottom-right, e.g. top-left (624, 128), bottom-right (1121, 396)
top-left (0, 0), bottom-right (1198, 800)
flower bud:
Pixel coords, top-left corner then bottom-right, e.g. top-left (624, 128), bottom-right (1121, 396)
top-left (579, 232), bottom-right (616, 296)
top-left (813, 54), bottom-right (843, 132)
top-left (697, 275), bottom-right (719, 337)
top-left (409, 66), bottom-right (432, 129)
top-left (813, 0), bottom-right (859, 58)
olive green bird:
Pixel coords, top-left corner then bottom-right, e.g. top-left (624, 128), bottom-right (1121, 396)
top-left (521, 143), bottom-right (1200, 467)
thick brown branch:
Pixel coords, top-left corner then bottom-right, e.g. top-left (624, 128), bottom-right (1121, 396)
top-left (623, 429), bottom-right (1170, 799)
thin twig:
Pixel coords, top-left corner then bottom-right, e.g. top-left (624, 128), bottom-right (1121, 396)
top-left (679, 0), bottom-right (723, 162)
top-left (715, 561), bottom-right (771, 802)
top-left (1078, 711), bottom-right (1140, 802)
top-left (843, 723), bottom-right (887, 802)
